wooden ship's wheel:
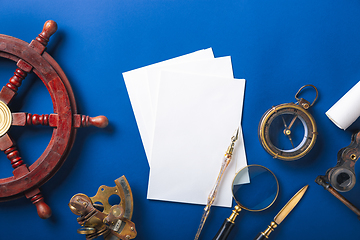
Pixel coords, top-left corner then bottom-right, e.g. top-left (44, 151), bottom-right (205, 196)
top-left (0, 20), bottom-right (108, 219)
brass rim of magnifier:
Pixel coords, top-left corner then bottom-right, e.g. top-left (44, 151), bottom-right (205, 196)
top-left (231, 164), bottom-right (279, 212)
top-left (258, 103), bottom-right (317, 161)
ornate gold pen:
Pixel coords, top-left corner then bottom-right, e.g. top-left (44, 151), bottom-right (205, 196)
top-left (253, 185), bottom-right (308, 240)
top-left (194, 127), bottom-right (240, 240)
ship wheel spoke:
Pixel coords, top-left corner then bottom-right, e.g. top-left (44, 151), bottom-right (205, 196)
top-left (0, 67), bottom-right (30, 105)
top-left (0, 133), bottom-right (51, 219)
top-left (0, 19), bottom-right (57, 107)
top-left (0, 133), bottom-right (25, 169)
top-left (12, 112), bottom-right (57, 127)
top-left (11, 112), bottom-right (108, 129)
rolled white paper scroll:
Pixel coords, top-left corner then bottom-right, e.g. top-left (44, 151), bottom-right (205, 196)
top-left (326, 81), bottom-right (360, 130)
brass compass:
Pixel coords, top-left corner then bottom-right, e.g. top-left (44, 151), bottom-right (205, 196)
top-left (258, 85), bottom-right (318, 161)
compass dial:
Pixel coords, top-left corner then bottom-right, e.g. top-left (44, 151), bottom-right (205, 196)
top-left (258, 103), bottom-right (317, 161)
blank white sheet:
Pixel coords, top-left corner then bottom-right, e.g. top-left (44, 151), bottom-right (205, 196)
top-left (145, 56), bottom-right (235, 164)
top-left (147, 71), bottom-right (246, 207)
top-left (123, 48), bottom-right (214, 165)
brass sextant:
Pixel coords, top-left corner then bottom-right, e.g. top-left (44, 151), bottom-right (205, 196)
top-left (69, 176), bottom-right (137, 240)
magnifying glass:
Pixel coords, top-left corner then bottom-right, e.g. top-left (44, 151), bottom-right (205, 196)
top-left (213, 164), bottom-right (279, 240)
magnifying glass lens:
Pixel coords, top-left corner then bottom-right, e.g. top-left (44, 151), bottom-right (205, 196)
top-left (232, 165), bottom-right (278, 211)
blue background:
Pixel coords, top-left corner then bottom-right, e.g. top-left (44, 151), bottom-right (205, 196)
top-left (0, 0), bottom-right (360, 239)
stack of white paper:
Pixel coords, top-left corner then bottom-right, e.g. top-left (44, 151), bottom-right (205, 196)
top-left (123, 48), bottom-right (247, 207)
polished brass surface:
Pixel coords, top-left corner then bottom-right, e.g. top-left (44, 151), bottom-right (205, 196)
top-left (294, 84), bottom-right (318, 107)
top-left (69, 176), bottom-right (137, 240)
top-left (226, 127), bottom-right (239, 155)
top-left (227, 205), bottom-right (242, 223)
top-left (0, 100), bottom-right (12, 137)
top-left (258, 185), bottom-right (308, 239)
top-left (258, 101), bottom-right (318, 161)
top-left (302, 103), bottom-right (310, 109)
top-left (77, 227), bottom-right (96, 235)
top-left (284, 129), bottom-right (291, 136)
top-left (262, 221), bottom-right (278, 238)
top-left (274, 185), bottom-right (308, 224)
top-left (213, 165), bottom-right (280, 240)
top-left (232, 165), bottom-right (279, 212)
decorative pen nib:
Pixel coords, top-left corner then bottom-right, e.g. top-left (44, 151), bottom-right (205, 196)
top-left (227, 127), bottom-right (240, 155)
top-left (194, 126), bottom-right (240, 240)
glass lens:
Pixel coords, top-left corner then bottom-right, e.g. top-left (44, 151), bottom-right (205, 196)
top-left (232, 165), bottom-right (278, 211)
top-left (269, 113), bottom-right (306, 152)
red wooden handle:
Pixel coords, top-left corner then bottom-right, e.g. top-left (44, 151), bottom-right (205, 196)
top-left (35, 199), bottom-right (52, 219)
top-left (36, 20), bottom-right (57, 46)
top-left (31, 193), bottom-right (52, 219)
top-left (73, 114), bottom-right (109, 128)
top-left (89, 115), bottom-right (109, 128)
